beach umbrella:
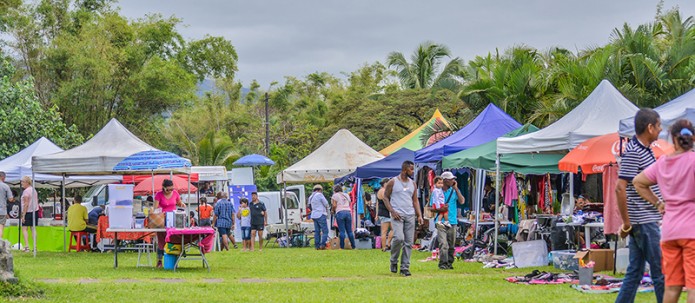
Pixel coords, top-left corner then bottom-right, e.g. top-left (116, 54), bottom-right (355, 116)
top-left (558, 133), bottom-right (674, 174)
top-left (133, 175), bottom-right (198, 196)
top-left (233, 154), bottom-right (275, 166)
top-left (113, 150), bottom-right (191, 171)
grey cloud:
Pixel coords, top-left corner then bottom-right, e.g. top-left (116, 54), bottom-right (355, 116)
top-left (117, 0), bottom-right (695, 87)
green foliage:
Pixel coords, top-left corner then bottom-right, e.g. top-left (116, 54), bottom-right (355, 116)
top-left (0, 58), bottom-right (83, 158)
top-left (0, 271), bottom-right (44, 299)
top-left (3, 0), bottom-right (235, 143)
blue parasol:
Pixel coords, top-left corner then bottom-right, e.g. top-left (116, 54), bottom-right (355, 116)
top-left (233, 154), bottom-right (275, 166)
top-left (113, 150), bottom-right (191, 171)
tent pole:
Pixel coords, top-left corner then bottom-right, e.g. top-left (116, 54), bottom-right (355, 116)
top-left (151, 171), bottom-right (154, 198)
top-left (32, 172), bottom-right (36, 257)
top-left (187, 173), bottom-right (191, 225)
top-left (494, 153), bottom-right (500, 256)
top-left (283, 181), bottom-right (288, 248)
top-left (62, 174), bottom-right (66, 252)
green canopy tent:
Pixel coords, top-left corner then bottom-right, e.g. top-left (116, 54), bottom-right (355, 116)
top-left (442, 124), bottom-right (565, 174)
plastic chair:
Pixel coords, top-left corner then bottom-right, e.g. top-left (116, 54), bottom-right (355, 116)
top-left (68, 231), bottom-right (91, 252)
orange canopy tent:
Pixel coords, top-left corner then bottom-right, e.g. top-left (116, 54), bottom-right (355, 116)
top-left (558, 133), bottom-right (674, 174)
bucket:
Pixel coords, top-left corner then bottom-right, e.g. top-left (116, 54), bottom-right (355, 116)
top-left (578, 267), bottom-right (594, 285)
top-left (616, 248), bottom-right (629, 274)
top-left (163, 253), bottom-right (178, 270)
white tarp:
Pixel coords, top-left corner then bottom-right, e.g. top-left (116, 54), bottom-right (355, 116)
top-left (32, 119), bottom-right (161, 174)
top-left (619, 87), bottom-right (695, 139)
top-left (497, 80), bottom-right (638, 154)
top-left (0, 137), bottom-right (121, 188)
top-left (277, 129), bottom-right (384, 184)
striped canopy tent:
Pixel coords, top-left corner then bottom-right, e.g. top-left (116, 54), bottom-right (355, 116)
top-left (379, 109), bottom-right (454, 156)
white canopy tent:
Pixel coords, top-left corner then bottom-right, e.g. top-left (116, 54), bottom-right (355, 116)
top-left (619, 87), bottom-right (695, 139)
top-left (276, 129), bottom-right (383, 235)
top-left (32, 119), bottom-right (168, 175)
top-left (497, 80), bottom-right (639, 154)
top-left (493, 80), bottom-right (638, 254)
top-left (30, 119), bottom-right (189, 256)
top-left (0, 137), bottom-right (121, 188)
top-left (276, 129), bottom-right (384, 184)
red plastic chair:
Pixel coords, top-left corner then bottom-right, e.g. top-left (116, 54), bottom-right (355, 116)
top-left (69, 231), bottom-right (91, 252)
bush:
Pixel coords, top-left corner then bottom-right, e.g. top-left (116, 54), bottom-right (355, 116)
top-left (0, 273), bottom-right (44, 299)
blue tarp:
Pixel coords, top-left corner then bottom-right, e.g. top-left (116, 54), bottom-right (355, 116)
top-left (414, 103), bottom-right (521, 163)
top-left (334, 148), bottom-right (414, 183)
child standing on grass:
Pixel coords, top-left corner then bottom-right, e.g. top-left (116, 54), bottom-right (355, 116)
top-left (430, 177), bottom-right (450, 228)
top-left (237, 198), bottom-right (252, 251)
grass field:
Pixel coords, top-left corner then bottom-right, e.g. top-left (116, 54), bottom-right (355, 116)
top-left (4, 247), bottom-right (659, 302)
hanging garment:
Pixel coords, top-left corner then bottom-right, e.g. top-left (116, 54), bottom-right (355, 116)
top-left (602, 164), bottom-right (621, 235)
top-left (503, 173), bottom-right (519, 206)
top-left (428, 170), bottom-right (435, 191)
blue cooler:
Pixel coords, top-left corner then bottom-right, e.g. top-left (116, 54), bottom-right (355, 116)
top-left (163, 253), bottom-right (178, 270)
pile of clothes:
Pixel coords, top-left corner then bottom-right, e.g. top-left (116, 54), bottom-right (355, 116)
top-left (505, 270), bottom-right (576, 285)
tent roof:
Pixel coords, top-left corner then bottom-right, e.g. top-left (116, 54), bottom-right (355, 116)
top-left (0, 137), bottom-right (121, 187)
top-left (379, 109), bottom-right (453, 156)
top-left (356, 148), bottom-right (415, 180)
top-left (442, 124), bottom-right (563, 174)
top-left (277, 129), bottom-right (384, 184)
top-left (619, 87), bottom-right (695, 139)
top-left (32, 119), bottom-right (176, 175)
top-left (191, 166), bottom-right (228, 181)
top-left (497, 80), bottom-right (638, 154)
top-left (415, 103), bottom-right (521, 163)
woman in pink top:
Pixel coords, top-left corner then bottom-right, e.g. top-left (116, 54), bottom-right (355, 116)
top-left (153, 179), bottom-right (185, 268)
top-left (331, 185), bottom-right (355, 249)
top-left (20, 176), bottom-right (39, 252)
top-left (634, 119), bottom-right (695, 303)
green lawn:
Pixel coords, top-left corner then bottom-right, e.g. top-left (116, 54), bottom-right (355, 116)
top-left (5, 247), bottom-right (657, 302)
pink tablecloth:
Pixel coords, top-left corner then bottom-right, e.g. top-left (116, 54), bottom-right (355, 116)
top-left (165, 227), bottom-right (215, 253)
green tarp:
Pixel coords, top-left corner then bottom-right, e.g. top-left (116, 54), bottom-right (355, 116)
top-left (3, 226), bottom-right (68, 252)
top-left (442, 124), bottom-right (565, 174)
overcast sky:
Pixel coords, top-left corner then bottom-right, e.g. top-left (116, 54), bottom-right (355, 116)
top-left (117, 1), bottom-right (695, 88)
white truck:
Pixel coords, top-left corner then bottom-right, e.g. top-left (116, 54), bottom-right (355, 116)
top-left (258, 185), bottom-right (312, 232)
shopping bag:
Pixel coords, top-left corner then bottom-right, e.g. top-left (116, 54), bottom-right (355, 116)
top-left (164, 243), bottom-right (181, 255)
top-left (148, 212), bottom-right (165, 228)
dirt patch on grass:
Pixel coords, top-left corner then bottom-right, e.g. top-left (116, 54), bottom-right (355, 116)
top-left (36, 279), bottom-right (61, 284)
top-left (151, 278), bottom-right (185, 283)
top-left (239, 278), bottom-right (268, 283)
top-left (78, 279), bottom-right (100, 284)
top-left (202, 278), bottom-right (224, 283)
top-left (114, 279), bottom-right (140, 283)
top-left (283, 278), bottom-right (312, 283)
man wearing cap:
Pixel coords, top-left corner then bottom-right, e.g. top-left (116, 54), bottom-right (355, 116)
top-left (436, 171), bottom-right (464, 270)
top-left (309, 184), bottom-right (329, 250)
top-left (383, 160), bottom-right (423, 277)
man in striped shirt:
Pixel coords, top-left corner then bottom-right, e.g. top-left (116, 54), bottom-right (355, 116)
top-left (616, 108), bottom-right (664, 303)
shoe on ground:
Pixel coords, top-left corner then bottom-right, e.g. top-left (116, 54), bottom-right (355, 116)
top-left (390, 263), bottom-right (398, 273)
top-left (233, 245), bottom-right (238, 249)
top-left (400, 269), bottom-right (411, 277)
top-left (156, 260), bottom-right (163, 268)
top-left (438, 266), bottom-right (448, 270)
top-left (446, 265), bottom-right (454, 270)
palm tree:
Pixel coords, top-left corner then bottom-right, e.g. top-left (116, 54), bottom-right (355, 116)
top-left (197, 131), bottom-right (238, 167)
top-left (386, 41), bottom-right (464, 91)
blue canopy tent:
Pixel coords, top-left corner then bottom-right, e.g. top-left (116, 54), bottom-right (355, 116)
top-left (335, 148), bottom-right (415, 184)
top-left (414, 103), bottom-right (521, 163)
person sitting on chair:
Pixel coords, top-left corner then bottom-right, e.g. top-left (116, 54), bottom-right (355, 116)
top-left (67, 196), bottom-right (96, 234)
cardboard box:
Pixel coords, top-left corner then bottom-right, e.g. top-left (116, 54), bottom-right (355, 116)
top-left (329, 237), bottom-right (352, 249)
top-left (574, 249), bottom-right (614, 272)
